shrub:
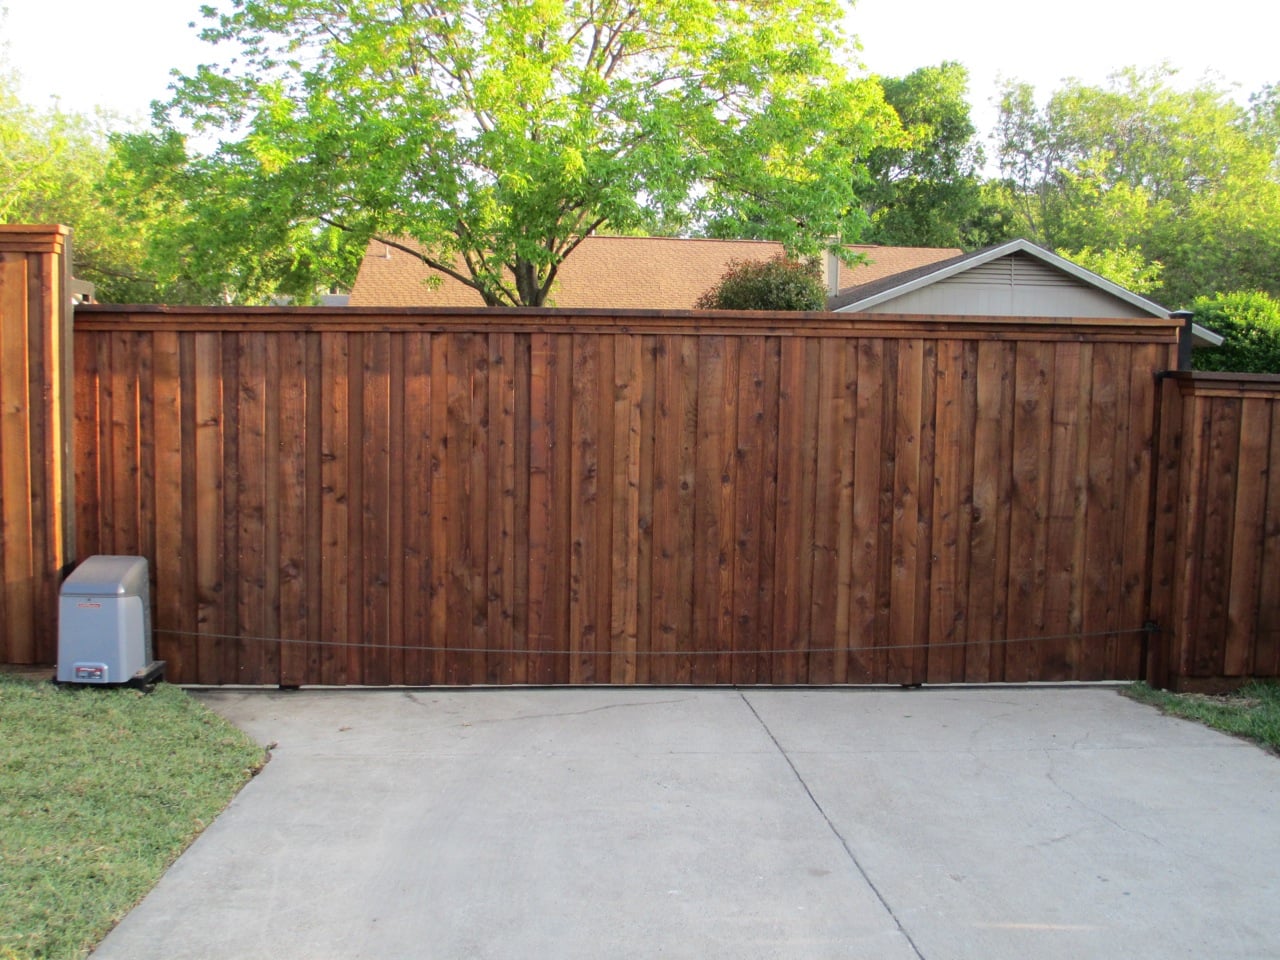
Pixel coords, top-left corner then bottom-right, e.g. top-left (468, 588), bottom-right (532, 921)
top-left (695, 255), bottom-right (826, 311)
top-left (1192, 290), bottom-right (1280, 374)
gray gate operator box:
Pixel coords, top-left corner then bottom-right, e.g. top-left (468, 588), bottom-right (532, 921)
top-left (57, 556), bottom-right (162, 685)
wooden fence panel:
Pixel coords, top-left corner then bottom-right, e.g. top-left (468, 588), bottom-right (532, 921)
top-left (67, 306), bottom-right (1183, 685)
top-left (0, 226), bottom-right (73, 666)
top-left (1150, 373), bottom-right (1280, 689)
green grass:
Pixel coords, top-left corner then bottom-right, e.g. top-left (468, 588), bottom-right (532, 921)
top-left (1124, 680), bottom-right (1280, 754)
top-left (0, 674), bottom-right (266, 960)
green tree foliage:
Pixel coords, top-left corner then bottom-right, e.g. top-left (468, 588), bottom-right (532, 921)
top-left (0, 55), bottom-right (315, 304)
top-left (104, 130), bottom-right (365, 303)
top-left (1057, 243), bottom-right (1163, 295)
top-left (0, 65), bottom-right (150, 300)
top-left (695, 255), bottom-right (825, 311)
top-left (152, 0), bottom-right (901, 306)
top-left (1191, 290), bottom-right (1280, 373)
top-left (991, 66), bottom-right (1280, 307)
top-left (860, 62), bottom-right (1002, 248)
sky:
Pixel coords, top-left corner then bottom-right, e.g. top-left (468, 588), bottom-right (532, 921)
top-left (3, 0), bottom-right (1276, 141)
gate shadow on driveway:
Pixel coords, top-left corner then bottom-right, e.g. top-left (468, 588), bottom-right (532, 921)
top-left (92, 687), bottom-right (1280, 960)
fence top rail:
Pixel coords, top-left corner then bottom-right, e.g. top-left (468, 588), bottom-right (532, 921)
top-left (74, 304), bottom-right (1181, 343)
top-left (1163, 370), bottom-right (1280, 397)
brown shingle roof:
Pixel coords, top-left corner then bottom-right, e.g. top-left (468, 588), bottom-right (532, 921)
top-left (347, 235), bottom-right (962, 308)
top-left (833, 244), bottom-right (965, 291)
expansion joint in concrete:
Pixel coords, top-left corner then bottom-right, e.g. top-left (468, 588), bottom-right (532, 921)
top-left (738, 692), bottom-right (928, 960)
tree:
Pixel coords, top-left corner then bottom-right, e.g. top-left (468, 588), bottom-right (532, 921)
top-left (860, 62), bottom-right (994, 248)
top-left (1191, 290), bottom-right (1280, 373)
top-left (155, 0), bottom-right (901, 306)
top-left (0, 63), bottom-right (152, 300)
top-left (695, 255), bottom-right (825, 311)
top-left (991, 66), bottom-right (1280, 306)
top-left (104, 129), bottom-right (366, 304)
top-left (1056, 243), bottom-right (1163, 295)
top-left (0, 54), bottom-right (302, 304)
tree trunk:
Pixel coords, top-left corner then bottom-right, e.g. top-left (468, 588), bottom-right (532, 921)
top-left (514, 258), bottom-right (547, 306)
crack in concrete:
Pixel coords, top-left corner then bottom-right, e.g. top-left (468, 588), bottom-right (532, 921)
top-left (739, 692), bottom-right (928, 960)
top-left (1043, 749), bottom-right (1164, 846)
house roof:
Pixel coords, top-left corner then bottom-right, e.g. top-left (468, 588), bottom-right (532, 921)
top-left (346, 235), bottom-right (962, 309)
top-left (829, 238), bottom-right (1224, 347)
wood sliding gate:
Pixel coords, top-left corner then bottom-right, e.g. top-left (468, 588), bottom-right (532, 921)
top-left (67, 305), bottom-right (1179, 686)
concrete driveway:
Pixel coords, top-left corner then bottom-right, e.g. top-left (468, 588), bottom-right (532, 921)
top-left (92, 687), bottom-right (1280, 959)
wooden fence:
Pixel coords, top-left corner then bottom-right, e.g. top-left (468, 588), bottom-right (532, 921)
top-left (1150, 373), bottom-right (1280, 690)
top-left (68, 305), bottom-right (1180, 685)
top-left (9, 235), bottom-right (1277, 689)
top-left (0, 226), bottom-right (74, 668)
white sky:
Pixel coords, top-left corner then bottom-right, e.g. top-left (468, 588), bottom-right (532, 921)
top-left (3, 0), bottom-right (1276, 141)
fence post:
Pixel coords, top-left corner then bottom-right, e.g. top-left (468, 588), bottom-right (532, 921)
top-left (1146, 373), bottom-right (1186, 689)
top-left (0, 225), bottom-right (75, 665)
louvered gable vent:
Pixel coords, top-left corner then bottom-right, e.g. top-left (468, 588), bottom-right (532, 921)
top-left (949, 253), bottom-right (1067, 288)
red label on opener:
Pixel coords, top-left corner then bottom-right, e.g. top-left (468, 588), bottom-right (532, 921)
top-left (77, 602), bottom-right (101, 608)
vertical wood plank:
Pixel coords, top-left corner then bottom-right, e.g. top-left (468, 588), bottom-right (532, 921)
top-left (569, 334), bottom-right (602, 683)
top-left (361, 332), bottom-right (392, 685)
top-left (1195, 397), bottom-right (1241, 676)
top-left (809, 338), bottom-right (843, 685)
top-left (151, 331), bottom-right (186, 677)
top-left (1042, 341), bottom-right (1084, 681)
top-left (95, 332), bottom-right (114, 553)
top-left (1147, 375), bottom-right (1184, 688)
top-left (1224, 399), bottom-right (1269, 676)
top-left (1172, 391), bottom-right (1210, 683)
top-left (260, 335), bottom-right (281, 686)
top-left (236, 333), bottom-right (267, 685)
top-left (527, 333), bottom-right (554, 683)
top-left (277, 332), bottom-right (309, 686)
top-left (319, 333), bottom-right (350, 685)
top-left (467, 333), bottom-right (491, 684)
top-left (1252, 401), bottom-right (1280, 678)
top-left (715, 338), bottom-right (740, 684)
top-left (345, 336), bottom-right (366, 684)
top-left (650, 335), bottom-right (696, 683)
top-left (110, 332), bottom-right (140, 555)
top-left (888, 339), bottom-right (923, 685)
top-left (488, 332), bottom-right (518, 683)
top-left (593, 335), bottom-right (615, 684)
top-left (1081, 343), bottom-right (1120, 680)
top-left (610, 334), bottom-right (642, 684)
top-left (850, 339), bottom-right (886, 683)
top-left (635, 335), bottom-right (657, 684)
top-left (402, 332), bottom-right (433, 684)
top-left (693, 335), bottom-right (725, 684)
top-left (72, 331), bottom-right (101, 560)
top-left (429, 334), bottom-right (451, 683)
top-left (0, 256), bottom-right (33, 660)
top-left (834, 341), bottom-right (857, 684)
top-left (444, 332), bottom-right (472, 684)
top-left (1006, 341), bottom-right (1053, 682)
top-left (1102, 345), bottom-right (1135, 676)
top-left (512, 334), bottom-right (532, 685)
top-left (913, 340), bottom-right (938, 685)
top-left (1118, 346), bottom-right (1159, 678)
top-left (387, 336), bottom-right (407, 685)
top-left (773, 338), bottom-right (808, 684)
top-left (732, 336), bottom-right (766, 684)
top-left (193, 334), bottom-right (223, 685)
top-left (927, 339), bottom-right (964, 684)
top-left (303, 333), bottom-right (324, 683)
top-left (755, 337), bottom-right (781, 686)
